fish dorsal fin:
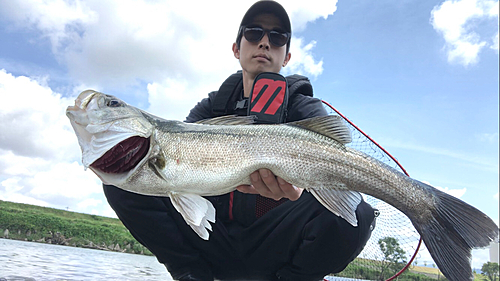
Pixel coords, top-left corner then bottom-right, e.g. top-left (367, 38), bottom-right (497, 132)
top-left (195, 115), bottom-right (255, 125)
top-left (309, 188), bottom-right (361, 226)
top-left (169, 192), bottom-right (216, 240)
top-left (289, 115), bottom-right (352, 144)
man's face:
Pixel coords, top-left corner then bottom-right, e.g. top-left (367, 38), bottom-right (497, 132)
top-left (233, 13), bottom-right (291, 79)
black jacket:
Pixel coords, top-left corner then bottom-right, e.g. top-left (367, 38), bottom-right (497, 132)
top-left (184, 73), bottom-right (329, 226)
top-left (185, 85), bottom-right (327, 123)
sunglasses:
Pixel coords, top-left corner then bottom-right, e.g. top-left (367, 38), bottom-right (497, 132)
top-left (242, 26), bottom-right (290, 47)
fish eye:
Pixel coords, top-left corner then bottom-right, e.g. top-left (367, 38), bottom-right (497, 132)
top-left (106, 99), bottom-right (122, 107)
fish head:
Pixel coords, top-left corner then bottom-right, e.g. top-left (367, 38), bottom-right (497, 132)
top-left (66, 90), bottom-right (154, 176)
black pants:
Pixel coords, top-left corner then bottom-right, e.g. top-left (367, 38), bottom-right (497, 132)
top-left (103, 185), bottom-right (375, 281)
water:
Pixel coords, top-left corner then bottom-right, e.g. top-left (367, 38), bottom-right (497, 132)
top-left (0, 238), bottom-right (173, 281)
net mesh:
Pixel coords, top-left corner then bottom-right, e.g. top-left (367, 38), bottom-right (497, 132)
top-left (322, 101), bottom-right (422, 281)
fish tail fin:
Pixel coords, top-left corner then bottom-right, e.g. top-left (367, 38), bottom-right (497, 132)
top-left (416, 182), bottom-right (499, 281)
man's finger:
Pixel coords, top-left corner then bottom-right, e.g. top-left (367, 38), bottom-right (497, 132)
top-left (277, 177), bottom-right (303, 201)
top-left (258, 169), bottom-right (283, 197)
top-left (236, 185), bottom-right (259, 194)
top-left (243, 170), bottom-right (304, 201)
top-left (248, 169), bottom-right (280, 200)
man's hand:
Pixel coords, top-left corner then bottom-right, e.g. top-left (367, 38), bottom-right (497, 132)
top-left (236, 169), bottom-right (303, 201)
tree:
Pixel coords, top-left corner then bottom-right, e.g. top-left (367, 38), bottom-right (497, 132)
top-left (378, 237), bottom-right (407, 280)
top-left (482, 262), bottom-right (499, 281)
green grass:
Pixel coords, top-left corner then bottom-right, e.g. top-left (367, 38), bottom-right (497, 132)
top-left (0, 200), bottom-right (151, 255)
top-left (333, 259), bottom-right (487, 281)
top-left (332, 258), bottom-right (448, 281)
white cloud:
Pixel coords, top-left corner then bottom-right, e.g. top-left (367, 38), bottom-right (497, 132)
top-left (0, 69), bottom-right (106, 215)
top-left (99, 204), bottom-right (118, 218)
top-left (421, 181), bottom-right (467, 199)
top-left (77, 198), bottom-right (102, 209)
top-left (283, 38), bottom-right (324, 78)
top-left (29, 162), bottom-right (102, 199)
top-left (0, 0), bottom-right (336, 88)
top-left (0, 180), bottom-right (50, 207)
top-left (0, 0), bottom-right (339, 217)
top-left (430, 0), bottom-right (499, 66)
top-left (1, 160), bottom-right (102, 206)
top-left (0, 0), bottom-right (337, 125)
top-left (0, 0), bottom-right (97, 53)
top-left (492, 31), bottom-right (499, 51)
top-left (472, 248), bottom-right (492, 269)
top-left (146, 77), bottom-right (218, 120)
top-left (0, 69), bottom-right (79, 160)
top-left (286, 0), bottom-right (338, 32)
top-left (434, 185), bottom-right (467, 198)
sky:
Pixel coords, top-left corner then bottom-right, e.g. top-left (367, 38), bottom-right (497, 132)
top-left (0, 0), bottom-right (498, 270)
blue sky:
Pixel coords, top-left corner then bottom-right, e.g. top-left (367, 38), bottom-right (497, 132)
top-left (0, 0), bottom-right (498, 270)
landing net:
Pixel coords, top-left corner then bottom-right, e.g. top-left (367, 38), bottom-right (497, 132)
top-left (322, 100), bottom-right (422, 281)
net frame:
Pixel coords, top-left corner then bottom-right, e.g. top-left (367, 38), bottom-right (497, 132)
top-left (321, 100), bottom-right (422, 281)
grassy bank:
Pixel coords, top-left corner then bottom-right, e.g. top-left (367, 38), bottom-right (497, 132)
top-left (331, 258), bottom-right (446, 281)
top-left (332, 257), bottom-right (487, 281)
top-left (0, 200), bottom-right (151, 255)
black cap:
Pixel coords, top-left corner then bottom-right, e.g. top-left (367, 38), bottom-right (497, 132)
top-left (240, 1), bottom-right (291, 34)
top-left (236, 1), bottom-right (292, 51)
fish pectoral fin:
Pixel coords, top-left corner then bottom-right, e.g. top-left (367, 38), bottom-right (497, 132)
top-left (309, 188), bottom-right (361, 227)
top-left (169, 193), bottom-right (216, 240)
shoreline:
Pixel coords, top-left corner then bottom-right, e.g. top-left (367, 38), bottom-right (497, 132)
top-left (0, 235), bottom-right (147, 255)
top-left (0, 200), bottom-right (152, 256)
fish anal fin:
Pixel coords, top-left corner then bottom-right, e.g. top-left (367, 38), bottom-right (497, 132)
top-left (309, 188), bottom-right (361, 226)
top-left (169, 192), bottom-right (216, 240)
top-left (289, 116), bottom-right (352, 144)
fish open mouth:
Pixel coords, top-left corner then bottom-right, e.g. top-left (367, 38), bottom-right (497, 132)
top-left (90, 136), bottom-right (150, 174)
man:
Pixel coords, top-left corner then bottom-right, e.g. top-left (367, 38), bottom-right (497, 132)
top-left (104, 1), bottom-right (376, 280)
